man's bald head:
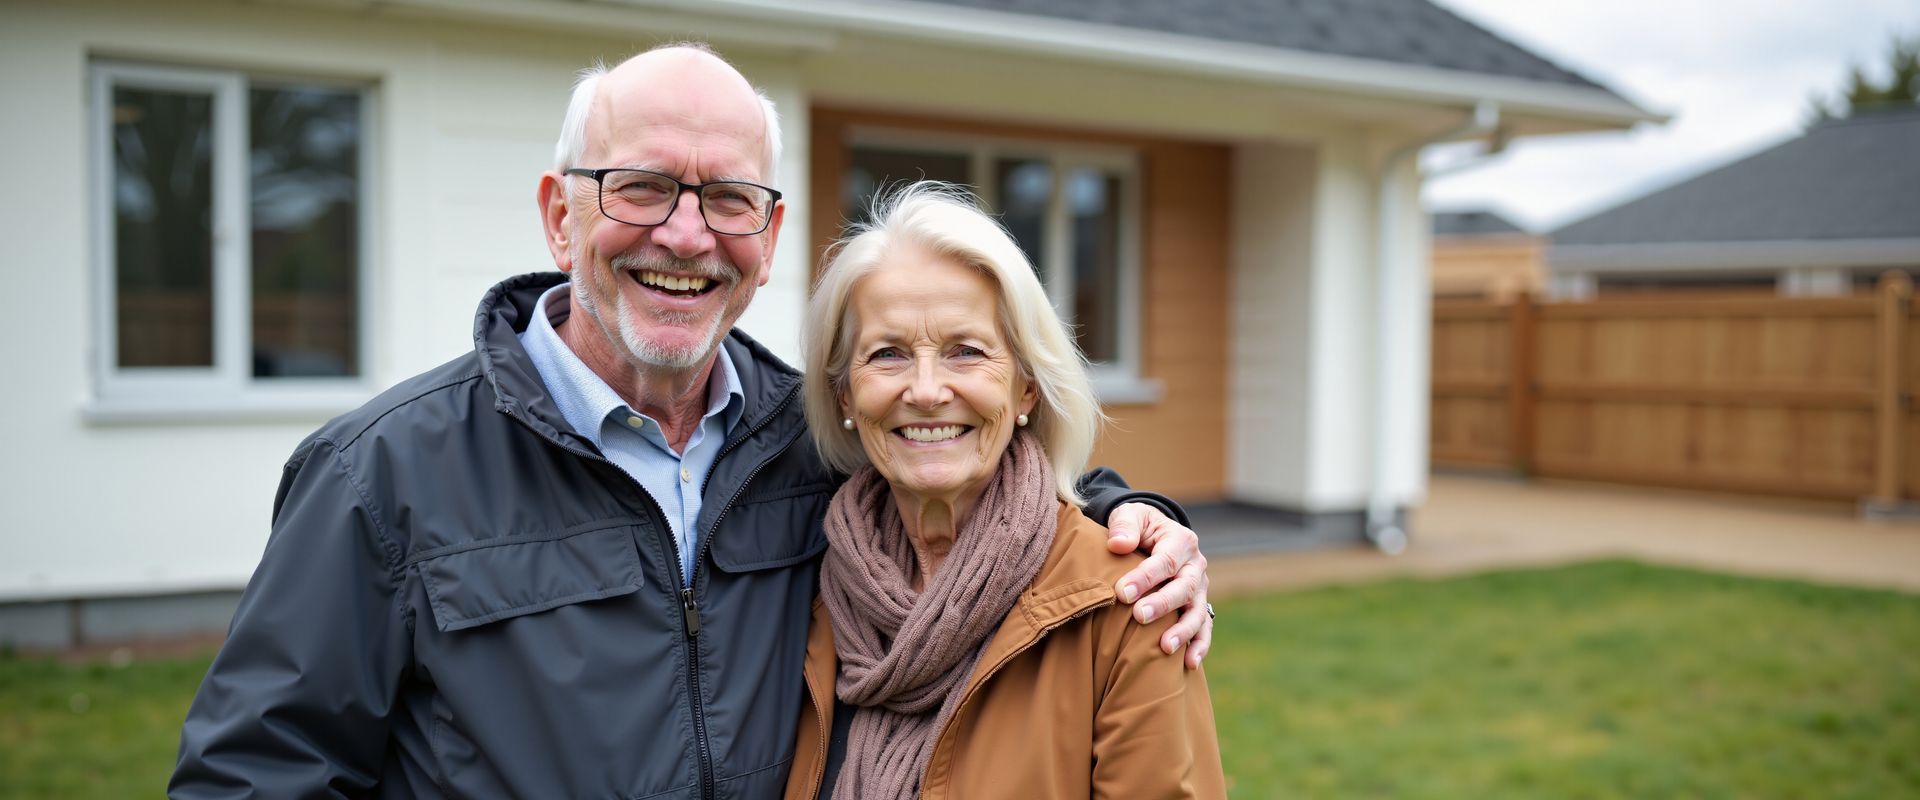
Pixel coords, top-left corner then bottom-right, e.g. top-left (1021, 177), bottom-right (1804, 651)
top-left (552, 43), bottom-right (782, 182)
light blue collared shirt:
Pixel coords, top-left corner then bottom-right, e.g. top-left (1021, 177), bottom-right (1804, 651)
top-left (518, 283), bottom-right (745, 585)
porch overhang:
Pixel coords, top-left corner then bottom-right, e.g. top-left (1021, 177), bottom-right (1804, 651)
top-left (265, 0), bottom-right (1664, 136)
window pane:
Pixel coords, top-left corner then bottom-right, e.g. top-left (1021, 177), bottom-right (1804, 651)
top-left (1068, 169), bottom-right (1123, 363)
top-left (250, 86), bottom-right (361, 378)
top-left (843, 147), bottom-right (971, 229)
top-left (113, 86), bottom-right (215, 368)
top-left (994, 158), bottom-right (1052, 280)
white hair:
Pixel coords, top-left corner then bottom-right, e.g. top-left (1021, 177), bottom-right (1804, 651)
top-left (802, 182), bottom-right (1105, 504)
top-left (552, 43), bottom-right (782, 183)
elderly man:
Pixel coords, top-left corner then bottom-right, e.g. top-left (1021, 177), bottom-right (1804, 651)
top-left (171, 44), bottom-right (1211, 799)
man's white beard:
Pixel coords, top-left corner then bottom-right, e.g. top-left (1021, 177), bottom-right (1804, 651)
top-left (570, 248), bottom-right (740, 371)
top-left (609, 288), bottom-right (726, 370)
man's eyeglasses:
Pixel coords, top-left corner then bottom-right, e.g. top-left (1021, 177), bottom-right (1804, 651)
top-left (565, 168), bottom-right (782, 236)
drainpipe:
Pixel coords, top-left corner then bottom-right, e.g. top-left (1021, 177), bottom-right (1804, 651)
top-left (1365, 100), bottom-right (1501, 555)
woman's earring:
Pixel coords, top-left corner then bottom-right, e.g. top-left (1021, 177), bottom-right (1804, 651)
top-left (842, 418), bottom-right (855, 431)
top-left (1016, 414), bottom-right (1029, 427)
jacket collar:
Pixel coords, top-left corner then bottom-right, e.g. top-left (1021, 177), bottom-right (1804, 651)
top-left (473, 271), bottom-right (802, 456)
top-left (968, 503), bottom-right (1122, 678)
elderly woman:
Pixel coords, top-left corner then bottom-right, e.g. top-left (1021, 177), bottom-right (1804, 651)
top-left (784, 184), bottom-right (1224, 800)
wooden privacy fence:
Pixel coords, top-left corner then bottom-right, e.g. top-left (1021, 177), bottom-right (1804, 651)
top-left (1431, 274), bottom-right (1916, 505)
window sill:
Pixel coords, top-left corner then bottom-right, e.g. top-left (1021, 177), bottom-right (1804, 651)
top-left (1090, 375), bottom-right (1164, 407)
top-left (82, 387), bottom-right (375, 425)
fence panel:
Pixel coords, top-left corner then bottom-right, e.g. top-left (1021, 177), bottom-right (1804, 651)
top-left (1432, 278), bottom-right (1911, 503)
top-left (1431, 300), bottom-right (1518, 468)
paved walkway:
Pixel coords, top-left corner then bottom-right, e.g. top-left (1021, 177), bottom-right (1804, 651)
top-left (1211, 475), bottom-right (1920, 598)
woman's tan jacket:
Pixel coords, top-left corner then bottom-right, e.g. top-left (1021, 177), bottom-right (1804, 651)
top-left (783, 502), bottom-right (1226, 800)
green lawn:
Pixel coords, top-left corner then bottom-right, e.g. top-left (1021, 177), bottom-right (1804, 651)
top-left (0, 648), bottom-right (211, 798)
top-left (3, 560), bottom-right (1916, 798)
top-left (1208, 560), bottom-right (1920, 798)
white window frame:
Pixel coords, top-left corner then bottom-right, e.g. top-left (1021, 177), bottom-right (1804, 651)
top-left (846, 129), bottom-right (1161, 405)
top-left (87, 62), bottom-right (376, 422)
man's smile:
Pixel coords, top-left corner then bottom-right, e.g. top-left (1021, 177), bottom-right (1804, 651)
top-left (629, 269), bottom-right (721, 298)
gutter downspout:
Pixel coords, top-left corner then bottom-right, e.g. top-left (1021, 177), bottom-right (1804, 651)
top-left (1365, 101), bottom-right (1501, 555)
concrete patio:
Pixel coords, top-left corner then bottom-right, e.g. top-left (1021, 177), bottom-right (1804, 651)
top-left (1207, 473), bottom-right (1920, 598)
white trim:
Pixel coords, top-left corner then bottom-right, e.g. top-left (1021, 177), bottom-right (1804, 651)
top-left (1551, 238), bottom-right (1920, 272)
top-left (1547, 272), bottom-right (1597, 301)
top-left (0, 576), bottom-right (249, 604)
top-left (1779, 267), bottom-right (1849, 297)
top-left (90, 65), bottom-right (116, 394)
top-left (1041, 159), bottom-right (1072, 315)
top-left (349, 83), bottom-right (380, 387)
top-left (90, 63), bottom-right (243, 396)
top-left (88, 61), bottom-right (377, 418)
top-left (1089, 375), bottom-right (1164, 407)
top-left (968, 143), bottom-right (996, 208)
top-left (259, 0), bottom-right (839, 51)
top-left (846, 127), bottom-right (1137, 171)
top-left (214, 70), bottom-right (249, 389)
top-left (80, 386), bottom-right (377, 425)
top-left (1114, 159), bottom-right (1145, 387)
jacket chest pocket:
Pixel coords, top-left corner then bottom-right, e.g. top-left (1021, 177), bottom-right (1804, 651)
top-left (413, 523), bottom-right (645, 632)
top-left (408, 523), bottom-right (692, 799)
top-left (704, 483), bottom-right (833, 573)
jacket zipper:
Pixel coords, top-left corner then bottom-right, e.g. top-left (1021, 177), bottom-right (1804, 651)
top-left (505, 381), bottom-right (802, 800)
top-left (682, 383), bottom-right (803, 800)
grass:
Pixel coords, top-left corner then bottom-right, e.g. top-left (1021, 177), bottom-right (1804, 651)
top-left (0, 647), bottom-right (211, 798)
top-left (2, 560), bottom-right (1916, 798)
top-left (1207, 560), bottom-right (1920, 799)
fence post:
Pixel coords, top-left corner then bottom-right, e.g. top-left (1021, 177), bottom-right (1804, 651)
top-left (1874, 271), bottom-right (1912, 508)
top-left (1509, 291), bottom-right (1537, 476)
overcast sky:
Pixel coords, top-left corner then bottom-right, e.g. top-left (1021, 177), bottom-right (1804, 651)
top-left (1422, 0), bottom-right (1920, 232)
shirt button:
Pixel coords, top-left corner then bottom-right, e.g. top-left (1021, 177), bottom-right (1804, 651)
top-left (680, 468), bottom-right (692, 482)
top-left (626, 416), bottom-right (644, 429)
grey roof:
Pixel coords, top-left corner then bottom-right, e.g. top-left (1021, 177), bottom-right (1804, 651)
top-left (1554, 106), bottom-right (1920, 246)
top-left (1434, 210), bottom-right (1527, 236)
top-left (912, 0), bottom-right (1609, 90)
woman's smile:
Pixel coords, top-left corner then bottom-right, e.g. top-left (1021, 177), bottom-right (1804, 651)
top-left (896, 423), bottom-right (974, 444)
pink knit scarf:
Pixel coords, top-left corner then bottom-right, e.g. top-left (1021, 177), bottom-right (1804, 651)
top-left (818, 431), bottom-right (1057, 800)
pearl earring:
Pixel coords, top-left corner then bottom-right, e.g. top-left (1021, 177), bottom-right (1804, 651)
top-left (842, 418), bottom-right (855, 431)
top-left (1016, 414), bottom-right (1029, 427)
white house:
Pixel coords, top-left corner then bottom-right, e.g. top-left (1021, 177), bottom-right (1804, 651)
top-left (0, 0), bottom-right (1654, 646)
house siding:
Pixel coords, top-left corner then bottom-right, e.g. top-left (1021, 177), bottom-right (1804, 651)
top-left (1100, 141), bottom-right (1232, 501)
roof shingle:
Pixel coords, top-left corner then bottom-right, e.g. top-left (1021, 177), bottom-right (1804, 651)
top-left (1434, 210), bottom-right (1528, 236)
top-left (911, 0), bottom-right (1608, 89)
top-left (1553, 107), bottom-right (1920, 246)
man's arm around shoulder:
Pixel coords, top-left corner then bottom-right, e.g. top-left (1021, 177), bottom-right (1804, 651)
top-left (171, 439), bottom-right (412, 799)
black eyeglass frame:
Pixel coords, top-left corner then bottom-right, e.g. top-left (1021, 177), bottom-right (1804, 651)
top-left (564, 167), bottom-right (783, 236)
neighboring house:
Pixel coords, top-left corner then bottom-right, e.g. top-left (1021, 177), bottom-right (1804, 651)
top-left (0, 0), bottom-right (1651, 645)
top-left (1431, 209), bottom-right (1545, 300)
top-left (1550, 106), bottom-right (1920, 298)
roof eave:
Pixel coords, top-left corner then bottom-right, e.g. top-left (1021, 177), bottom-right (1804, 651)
top-left (1550, 239), bottom-right (1920, 272)
top-left (267, 0), bottom-right (1663, 130)
top-left (630, 0), bottom-right (1667, 130)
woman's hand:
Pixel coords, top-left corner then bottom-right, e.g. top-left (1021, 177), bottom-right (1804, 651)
top-left (1105, 502), bottom-right (1213, 669)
